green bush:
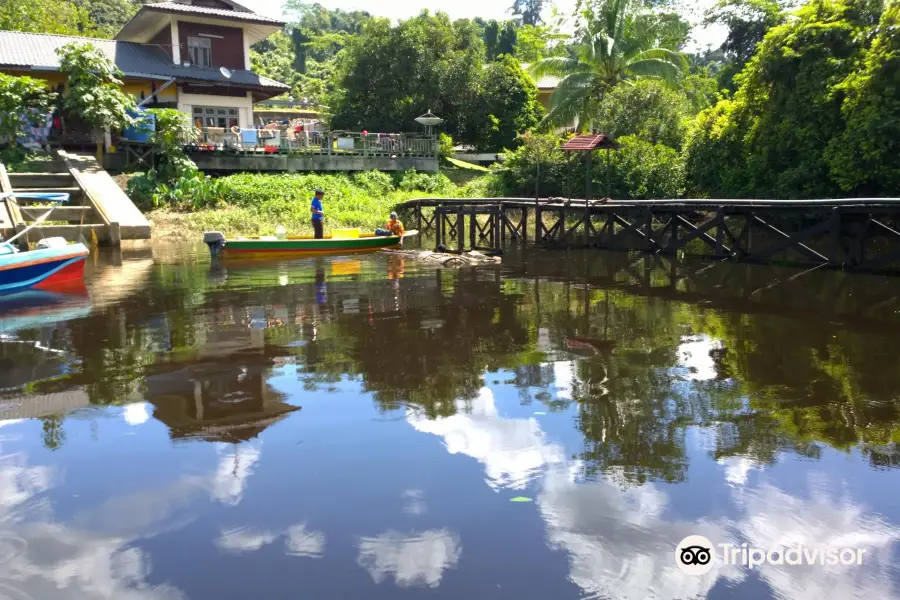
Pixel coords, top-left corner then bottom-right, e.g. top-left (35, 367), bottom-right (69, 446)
top-left (489, 133), bottom-right (684, 199)
top-left (395, 169), bottom-right (455, 194)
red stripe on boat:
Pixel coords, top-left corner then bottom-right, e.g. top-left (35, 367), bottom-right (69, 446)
top-left (33, 258), bottom-right (87, 290)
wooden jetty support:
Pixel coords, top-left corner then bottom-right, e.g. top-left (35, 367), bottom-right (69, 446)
top-left (0, 151), bottom-right (151, 247)
top-left (395, 197), bottom-right (900, 273)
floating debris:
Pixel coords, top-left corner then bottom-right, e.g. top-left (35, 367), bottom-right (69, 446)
top-left (509, 496), bottom-right (533, 503)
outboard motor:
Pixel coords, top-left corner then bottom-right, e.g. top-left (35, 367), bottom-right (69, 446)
top-left (203, 231), bottom-right (226, 260)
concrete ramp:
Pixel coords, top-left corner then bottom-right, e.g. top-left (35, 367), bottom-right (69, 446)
top-left (59, 150), bottom-right (151, 242)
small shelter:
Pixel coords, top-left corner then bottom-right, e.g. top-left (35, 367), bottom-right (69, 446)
top-left (561, 133), bottom-right (619, 200)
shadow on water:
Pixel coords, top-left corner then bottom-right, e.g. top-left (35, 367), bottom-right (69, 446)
top-left (1, 243), bottom-right (900, 599)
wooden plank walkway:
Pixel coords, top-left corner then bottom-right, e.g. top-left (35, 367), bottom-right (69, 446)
top-left (59, 150), bottom-right (151, 242)
top-left (396, 196), bottom-right (900, 273)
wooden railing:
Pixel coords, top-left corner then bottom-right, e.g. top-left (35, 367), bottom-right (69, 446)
top-left (181, 129), bottom-right (438, 158)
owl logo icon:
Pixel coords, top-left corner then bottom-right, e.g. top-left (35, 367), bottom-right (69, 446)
top-left (675, 535), bottom-right (716, 575)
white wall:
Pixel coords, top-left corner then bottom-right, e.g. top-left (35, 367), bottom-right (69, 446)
top-left (177, 89), bottom-right (253, 129)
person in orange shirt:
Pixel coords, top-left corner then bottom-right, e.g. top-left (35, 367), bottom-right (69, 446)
top-left (376, 212), bottom-right (405, 245)
top-left (386, 212), bottom-right (404, 236)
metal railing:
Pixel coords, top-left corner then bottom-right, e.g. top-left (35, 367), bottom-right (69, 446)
top-left (181, 128), bottom-right (438, 158)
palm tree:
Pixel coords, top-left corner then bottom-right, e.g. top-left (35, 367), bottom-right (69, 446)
top-left (529, 0), bottom-right (687, 130)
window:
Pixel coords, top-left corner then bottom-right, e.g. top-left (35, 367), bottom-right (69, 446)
top-left (187, 36), bottom-right (211, 68)
top-left (192, 106), bottom-right (239, 129)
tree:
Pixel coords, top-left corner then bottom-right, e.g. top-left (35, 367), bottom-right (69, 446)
top-left (0, 0), bottom-right (96, 35)
top-left (329, 12), bottom-right (486, 143)
top-left (595, 79), bottom-right (690, 149)
top-left (474, 55), bottom-right (544, 151)
top-left (825, 2), bottom-right (900, 195)
top-left (684, 0), bottom-right (884, 198)
top-left (483, 19), bottom-right (518, 60)
top-left (704, 0), bottom-right (786, 90)
top-left (511, 0), bottom-right (544, 26)
top-left (515, 24), bottom-right (568, 62)
top-left (0, 73), bottom-right (57, 143)
top-left (529, 0), bottom-right (687, 130)
top-left (75, 0), bottom-right (140, 38)
top-left (57, 42), bottom-right (135, 160)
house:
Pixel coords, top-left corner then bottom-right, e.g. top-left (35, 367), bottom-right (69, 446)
top-left (0, 0), bottom-right (289, 132)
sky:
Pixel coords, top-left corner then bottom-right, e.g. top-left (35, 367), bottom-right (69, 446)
top-left (245, 0), bottom-right (728, 53)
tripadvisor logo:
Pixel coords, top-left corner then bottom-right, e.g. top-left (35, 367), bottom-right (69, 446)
top-left (675, 535), bottom-right (868, 575)
top-left (675, 535), bottom-right (715, 575)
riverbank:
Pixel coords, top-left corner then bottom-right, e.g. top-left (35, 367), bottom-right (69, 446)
top-left (141, 170), bottom-right (494, 240)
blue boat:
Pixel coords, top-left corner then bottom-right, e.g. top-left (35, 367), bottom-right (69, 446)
top-left (0, 193), bottom-right (90, 294)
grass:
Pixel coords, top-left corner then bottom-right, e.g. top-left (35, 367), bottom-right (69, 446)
top-left (146, 169), bottom-right (497, 240)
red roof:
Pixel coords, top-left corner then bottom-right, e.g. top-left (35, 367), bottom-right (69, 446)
top-left (561, 134), bottom-right (619, 151)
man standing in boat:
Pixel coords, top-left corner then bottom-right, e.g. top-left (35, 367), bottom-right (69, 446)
top-left (311, 188), bottom-right (325, 239)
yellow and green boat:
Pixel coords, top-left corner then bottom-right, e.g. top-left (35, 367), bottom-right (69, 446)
top-left (203, 229), bottom-right (417, 259)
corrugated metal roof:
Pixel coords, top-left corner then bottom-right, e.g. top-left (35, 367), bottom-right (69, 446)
top-left (562, 134), bottom-right (619, 151)
top-left (0, 31), bottom-right (288, 90)
top-left (145, 2), bottom-right (284, 25)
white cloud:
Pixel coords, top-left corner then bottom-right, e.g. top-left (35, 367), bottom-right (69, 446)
top-left (216, 527), bottom-right (279, 554)
top-left (733, 482), bottom-right (900, 600)
top-left (0, 443), bottom-right (187, 600)
top-left (123, 403), bottom-right (151, 426)
top-left (285, 524), bottom-right (326, 558)
top-left (210, 442), bottom-right (261, 506)
top-left (677, 335), bottom-right (721, 382)
top-left (717, 456), bottom-right (760, 487)
top-left (408, 387), bottom-right (564, 489)
top-left (538, 467), bottom-right (739, 600)
top-left (402, 490), bottom-right (427, 516)
top-left (357, 529), bottom-right (461, 588)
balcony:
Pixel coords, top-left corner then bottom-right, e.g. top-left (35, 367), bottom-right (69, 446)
top-left (110, 128), bottom-right (439, 173)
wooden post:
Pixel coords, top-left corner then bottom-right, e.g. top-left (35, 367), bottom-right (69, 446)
top-left (559, 207), bottom-right (566, 242)
top-left (494, 208), bottom-right (501, 253)
top-left (469, 211), bottom-right (476, 250)
top-left (108, 221), bottom-right (121, 247)
top-left (535, 204), bottom-right (543, 243)
top-left (458, 208), bottom-right (465, 253)
top-left (829, 208), bottom-right (842, 267)
top-left (434, 207), bottom-right (442, 250)
top-left (715, 208), bottom-right (724, 257)
top-left (585, 150), bottom-right (592, 201)
top-left (522, 208), bottom-right (528, 243)
top-left (416, 202), bottom-right (423, 233)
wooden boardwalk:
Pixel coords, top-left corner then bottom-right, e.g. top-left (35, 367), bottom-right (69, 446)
top-left (395, 197), bottom-right (900, 273)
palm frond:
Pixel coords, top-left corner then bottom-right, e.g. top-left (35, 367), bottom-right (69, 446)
top-left (628, 47), bottom-right (688, 71)
top-left (528, 57), bottom-right (582, 79)
top-left (624, 57), bottom-right (684, 80)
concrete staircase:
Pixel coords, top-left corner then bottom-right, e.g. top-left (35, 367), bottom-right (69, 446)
top-left (1, 151), bottom-right (151, 247)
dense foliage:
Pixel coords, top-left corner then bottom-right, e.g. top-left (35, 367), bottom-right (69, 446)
top-left (126, 109), bottom-right (225, 210)
top-left (490, 132), bottom-right (685, 199)
top-left (684, 0), bottom-right (894, 198)
top-left (0, 0), bottom-right (140, 38)
top-left (148, 169), bottom-right (475, 238)
top-left (329, 11), bottom-right (543, 152)
top-left (57, 42), bottom-right (134, 158)
top-left (0, 73), bottom-right (56, 142)
top-left (529, 0), bottom-right (688, 129)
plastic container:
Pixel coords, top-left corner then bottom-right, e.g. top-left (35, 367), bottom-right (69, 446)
top-left (123, 109), bottom-right (155, 143)
top-left (275, 225), bottom-right (286, 240)
top-left (332, 228), bottom-right (360, 239)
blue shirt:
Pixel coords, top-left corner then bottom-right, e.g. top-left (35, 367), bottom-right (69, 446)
top-left (311, 197), bottom-right (323, 221)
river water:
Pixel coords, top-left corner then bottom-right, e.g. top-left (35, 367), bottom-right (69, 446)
top-left (1, 243), bottom-right (900, 600)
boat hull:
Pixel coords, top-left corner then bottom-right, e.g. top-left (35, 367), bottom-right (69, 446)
top-left (209, 231), bottom-right (417, 259)
top-left (0, 244), bottom-right (90, 295)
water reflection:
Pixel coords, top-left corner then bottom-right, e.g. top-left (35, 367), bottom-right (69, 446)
top-left (0, 246), bottom-right (898, 598)
top-left (357, 529), bottom-right (461, 588)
